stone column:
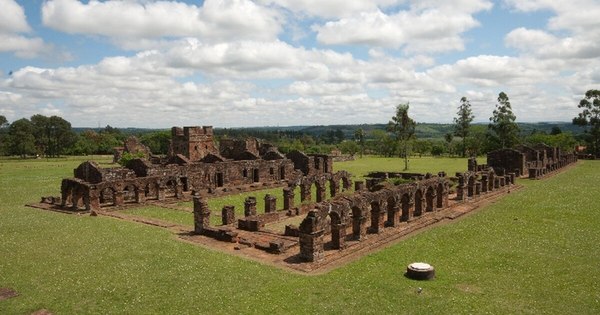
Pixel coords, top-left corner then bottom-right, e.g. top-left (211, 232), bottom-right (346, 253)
top-left (299, 210), bottom-right (324, 262)
top-left (222, 205), bottom-right (235, 225)
top-left (331, 223), bottom-right (346, 249)
top-left (193, 193), bottom-right (211, 234)
top-left (264, 194), bottom-right (277, 213)
top-left (475, 182), bottom-right (482, 196)
top-left (300, 184), bottom-right (311, 202)
top-left (157, 184), bottom-right (166, 201)
top-left (456, 175), bottom-right (466, 201)
top-left (387, 205), bottom-right (400, 227)
top-left (175, 184), bottom-right (183, 199)
top-left (316, 183), bottom-right (326, 202)
top-left (283, 187), bottom-right (294, 210)
top-left (481, 175), bottom-right (488, 193)
top-left (330, 181), bottom-right (339, 198)
top-left (114, 190), bottom-right (124, 206)
top-left (244, 197), bottom-right (257, 217)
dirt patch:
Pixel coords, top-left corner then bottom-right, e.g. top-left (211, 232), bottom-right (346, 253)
top-left (0, 287), bottom-right (19, 301)
top-left (456, 283), bottom-right (483, 294)
top-left (31, 309), bottom-right (52, 315)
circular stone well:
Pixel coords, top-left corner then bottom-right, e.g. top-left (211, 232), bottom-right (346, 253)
top-left (406, 262), bottom-right (435, 280)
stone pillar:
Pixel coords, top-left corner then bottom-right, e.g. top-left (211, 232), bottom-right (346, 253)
top-left (352, 212), bottom-right (367, 240)
top-left (222, 205), bottom-right (235, 225)
top-left (342, 178), bottom-right (352, 191)
top-left (299, 210), bottom-right (324, 262)
top-left (330, 181), bottom-right (339, 198)
top-left (135, 188), bottom-right (146, 204)
top-left (157, 185), bottom-right (166, 201)
top-left (300, 184), bottom-right (311, 202)
top-left (481, 175), bottom-right (488, 193)
top-left (370, 204), bottom-right (385, 233)
top-left (499, 177), bottom-right (506, 187)
top-left (89, 188), bottom-right (100, 211)
top-left (468, 157), bottom-right (477, 171)
top-left (316, 183), bottom-right (326, 202)
top-left (244, 197), bottom-right (257, 217)
top-left (175, 184), bottom-right (183, 199)
top-left (386, 205), bottom-right (400, 227)
top-left (467, 178), bottom-right (475, 197)
top-left (193, 193), bottom-right (211, 234)
top-left (264, 194), bottom-right (277, 213)
top-left (114, 190), bottom-right (124, 206)
top-left (354, 181), bottom-right (365, 191)
top-left (456, 175), bottom-right (466, 201)
top-left (508, 173), bottom-right (515, 184)
top-left (494, 178), bottom-right (500, 189)
top-left (331, 223), bottom-right (346, 249)
top-left (475, 182), bottom-right (482, 196)
top-left (283, 187), bottom-right (295, 210)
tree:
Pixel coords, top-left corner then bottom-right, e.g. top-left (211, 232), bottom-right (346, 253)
top-left (7, 118), bottom-right (36, 158)
top-left (0, 115), bottom-right (9, 155)
top-left (453, 96), bottom-right (474, 157)
top-left (573, 89), bottom-right (600, 157)
top-left (488, 92), bottom-right (519, 149)
top-left (30, 114), bottom-right (75, 157)
top-left (354, 128), bottom-right (365, 158)
top-left (370, 129), bottom-right (396, 157)
top-left (387, 103), bottom-right (416, 170)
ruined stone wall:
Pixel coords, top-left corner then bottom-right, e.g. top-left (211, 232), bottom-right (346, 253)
top-left (219, 138), bottom-right (260, 160)
top-left (487, 149), bottom-right (527, 176)
top-left (169, 126), bottom-right (218, 161)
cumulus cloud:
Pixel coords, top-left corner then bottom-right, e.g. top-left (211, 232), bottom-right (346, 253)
top-left (313, 1), bottom-right (492, 52)
top-left (0, 0), bottom-right (53, 58)
top-left (42, 0), bottom-right (283, 43)
top-left (259, 0), bottom-right (398, 19)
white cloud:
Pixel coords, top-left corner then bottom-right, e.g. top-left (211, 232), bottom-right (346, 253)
top-left (313, 1), bottom-right (492, 52)
top-left (0, 0), bottom-right (31, 33)
top-left (0, 0), bottom-right (54, 59)
top-left (42, 0), bottom-right (283, 43)
top-left (505, 27), bottom-right (600, 60)
top-left (260, 0), bottom-right (399, 19)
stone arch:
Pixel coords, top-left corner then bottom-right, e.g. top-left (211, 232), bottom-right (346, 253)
top-left (144, 182), bottom-right (159, 200)
top-left (165, 179), bottom-right (177, 198)
top-left (99, 186), bottom-right (116, 207)
top-left (425, 185), bottom-right (436, 212)
top-left (414, 189), bottom-right (423, 217)
top-left (123, 184), bottom-right (137, 203)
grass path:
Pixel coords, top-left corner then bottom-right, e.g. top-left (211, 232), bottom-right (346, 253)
top-left (0, 157), bottom-right (598, 314)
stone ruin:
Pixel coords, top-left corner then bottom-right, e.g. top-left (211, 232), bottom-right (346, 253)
top-left (47, 126), bottom-right (334, 211)
top-left (35, 133), bottom-right (579, 270)
top-left (482, 144), bottom-right (577, 179)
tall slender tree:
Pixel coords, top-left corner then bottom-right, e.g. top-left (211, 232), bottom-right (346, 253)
top-left (387, 103), bottom-right (416, 170)
top-left (573, 89), bottom-right (600, 157)
top-left (488, 92), bottom-right (519, 149)
top-left (453, 96), bottom-right (474, 157)
top-left (354, 128), bottom-right (365, 158)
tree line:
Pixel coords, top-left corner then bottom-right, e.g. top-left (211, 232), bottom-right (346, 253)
top-left (0, 89), bottom-right (597, 159)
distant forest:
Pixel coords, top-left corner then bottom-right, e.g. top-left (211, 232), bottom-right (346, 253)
top-left (0, 112), bottom-right (586, 159)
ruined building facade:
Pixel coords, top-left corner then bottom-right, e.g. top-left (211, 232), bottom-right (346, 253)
top-left (56, 126), bottom-right (333, 211)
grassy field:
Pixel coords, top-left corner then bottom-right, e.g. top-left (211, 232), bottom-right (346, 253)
top-left (1, 156), bottom-right (599, 314)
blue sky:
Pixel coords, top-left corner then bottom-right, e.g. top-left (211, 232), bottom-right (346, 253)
top-left (1, 0), bottom-right (599, 128)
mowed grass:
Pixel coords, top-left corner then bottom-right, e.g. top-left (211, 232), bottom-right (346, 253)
top-left (1, 156), bottom-right (599, 314)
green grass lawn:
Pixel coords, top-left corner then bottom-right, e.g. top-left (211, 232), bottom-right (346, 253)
top-left (1, 156), bottom-right (598, 314)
